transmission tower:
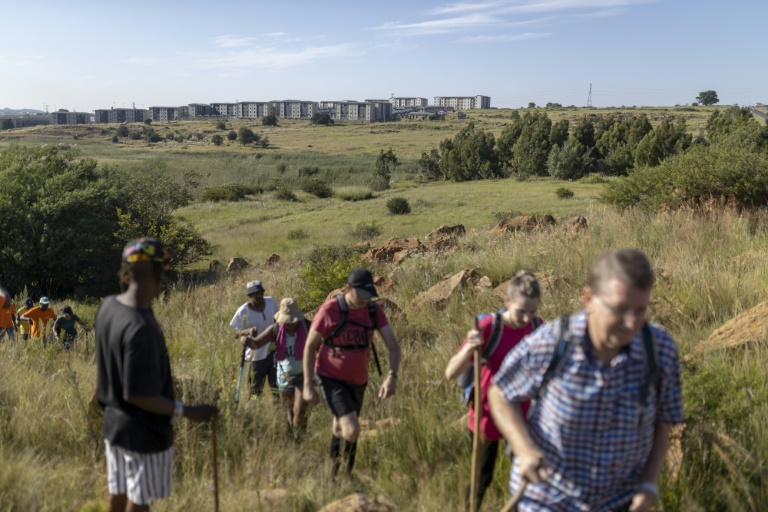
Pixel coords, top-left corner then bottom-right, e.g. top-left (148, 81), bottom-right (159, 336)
top-left (586, 84), bottom-right (593, 108)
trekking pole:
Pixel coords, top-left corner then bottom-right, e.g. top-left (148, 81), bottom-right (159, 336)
top-left (469, 317), bottom-right (482, 512)
top-left (371, 339), bottom-right (382, 376)
top-left (235, 344), bottom-right (247, 405)
top-left (212, 417), bottom-right (220, 512)
top-left (500, 480), bottom-right (527, 512)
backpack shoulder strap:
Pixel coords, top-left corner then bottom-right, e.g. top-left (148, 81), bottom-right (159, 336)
top-left (367, 301), bottom-right (378, 331)
top-left (538, 315), bottom-right (573, 399)
top-left (531, 316), bottom-right (542, 330)
top-left (328, 294), bottom-right (348, 341)
top-left (639, 323), bottom-right (660, 406)
top-left (481, 310), bottom-right (505, 361)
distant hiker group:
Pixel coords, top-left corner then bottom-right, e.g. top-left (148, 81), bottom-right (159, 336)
top-left (0, 231), bottom-right (683, 512)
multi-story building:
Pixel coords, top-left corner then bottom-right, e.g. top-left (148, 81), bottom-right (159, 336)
top-left (269, 100), bottom-right (317, 119)
top-left (433, 95), bottom-right (491, 110)
top-left (188, 103), bottom-right (214, 118)
top-left (94, 108), bottom-right (149, 123)
top-left (334, 100), bottom-right (391, 122)
top-left (50, 110), bottom-right (90, 125)
top-left (237, 101), bottom-right (271, 119)
top-left (149, 106), bottom-right (187, 122)
top-left (211, 103), bottom-right (237, 117)
top-left (0, 115), bottom-right (51, 128)
top-left (390, 97), bottom-right (429, 108)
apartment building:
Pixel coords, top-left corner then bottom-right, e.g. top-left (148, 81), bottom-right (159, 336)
top-left (269, 100), bottom-right (317, 119)
top-left (334, 100), bottom-right (391, 122)
top-left (391, 97), bottom-right (428, 108)
top-left (50, 111), bottom-right (90, 125)
top-left (211, 103), bottom-right (237, 117)
top-left (149, 106), bottom-right (188, 122)
top-left (236, 101), bottom-right (270, 119)
top-left (188, 103), bottom-right (215, 118)
top-left (433, 95), bottom-right (491, 109)
top-left (94, 108), bottom-right (149, 123)
top-left (1, 115), bottom-right (51, 128)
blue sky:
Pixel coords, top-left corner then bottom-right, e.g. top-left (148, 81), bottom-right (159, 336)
top-left (1, 0), bottom-right (766, 111)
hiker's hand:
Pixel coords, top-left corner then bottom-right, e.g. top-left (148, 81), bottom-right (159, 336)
top-left (628, 491), bottom-right (656, 512)
top-left (464, 328), bottom-right (483, 353)
top-left (303, 385), bottom-right (317, 404)
top-left (240, 335), bottom-right (252, 348)
top-left (183, 404), bottom-right (219, 423)
top-left (378, 374), bottom-right (397, 399)
top-left (517, 449), bottom-right (549, 484)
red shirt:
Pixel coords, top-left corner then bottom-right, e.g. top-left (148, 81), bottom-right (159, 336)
top-left (311, 298), bottom-right (389, 386)
top-left (461, 314), bottom-right (540, 441)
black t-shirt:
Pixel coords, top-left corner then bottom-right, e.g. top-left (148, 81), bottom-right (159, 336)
top-left (95, 296), bottom-right (174, 453)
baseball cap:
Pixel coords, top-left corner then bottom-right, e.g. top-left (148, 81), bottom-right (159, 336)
top-left (347, 268), bottom-right (378, 299)
top-left (62, 305), bottom-right (73, 315)
top-left (246, 280), bottom-right (265, 295)
top-left (122, 237), bottom-right (171, 269)
top-left (39, 296), bottom-right (50, 305)
top-left (24, 297), bottom-right (33, 308)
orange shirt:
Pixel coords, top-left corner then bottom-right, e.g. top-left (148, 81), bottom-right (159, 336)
top-left (0, 303), bottom-right (15, 329)
top-left (24, 306), bottom-right (57, 338)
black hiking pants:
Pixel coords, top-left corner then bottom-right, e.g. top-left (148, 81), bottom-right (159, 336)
top-left (465, 430), bottom-right (500, 510)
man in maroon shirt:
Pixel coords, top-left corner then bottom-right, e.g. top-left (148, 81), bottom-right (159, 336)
top-left (303, 268), bottom-right (401, 477)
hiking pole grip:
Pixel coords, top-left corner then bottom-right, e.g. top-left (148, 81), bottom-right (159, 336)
top-left (235, 344), bottom-right (247, 404)
top-left (470, 316), bottom-right (482, 512)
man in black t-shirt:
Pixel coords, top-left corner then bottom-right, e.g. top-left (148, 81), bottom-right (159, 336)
top-left (96, 237), bottom-right (218, 511)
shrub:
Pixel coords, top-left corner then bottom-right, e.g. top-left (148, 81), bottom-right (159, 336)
top-left (555, 187), bottom-right (575, 199)
top-left (310, 113), bottom-right (334, 125)
top-left (111, 135), bottom-right (119, 143)
top-left (274, 188), bottom-right (298, 201)
top-left (258, 135), bottom-right (269, 148)
top-left (337, 190), bottom-right (374, 202)
top-left (216, 120), bottom-right (227, 130)
top-left (297, 245), bottom-right (361, 309)
top-left (200, 184), bottom-right (263, 202)
top-left (116, 125), bottom-right (129, 137)
top-left (146, 133), bottom-right (163, 143)
top-left (143, 118), bottom-right (152, 125)
top-left (580, 173), bottom-right (607, 184)
top-left (298, 166), bottom-right (320, 177)
top-left (386, 197), bottom-right (411, 215)
top-left (227, 130), bottom-right (237, 141)
top-left (348, 221), bottom-right (382, 240)
top-left (287, 228), bottom-right (309, 240)
top-left (211, 134), bottom-right (224, 146)
top-left (277, 163), bottom-right (288, 174)
top-left (262, 114), bottom-right (278, 126)
top-left (238, 127), bottom-right (258, 145)
top-left (129, 131), bottom-right (142, 140)
top-left (301, 180), bottom-right (333, 198)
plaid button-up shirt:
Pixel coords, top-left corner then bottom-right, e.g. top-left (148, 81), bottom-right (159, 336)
top-left (492, 310), bottom-right (684, 512)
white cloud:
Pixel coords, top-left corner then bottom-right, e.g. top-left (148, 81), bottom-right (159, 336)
top-left (213, 35), bottom-right (255, 48)
top-left (459, 32), bottom-right (551, 43)
top-left (374, 13), bottom-right (502, 36)
top-left (195, 43), bottom-right (357, 70)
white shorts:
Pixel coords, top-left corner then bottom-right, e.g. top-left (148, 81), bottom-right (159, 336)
top-left (105, 440), bottom-right (173, 505)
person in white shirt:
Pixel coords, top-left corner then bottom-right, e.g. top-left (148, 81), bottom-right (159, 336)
top-left (230, 280), bottom-right (279, 397)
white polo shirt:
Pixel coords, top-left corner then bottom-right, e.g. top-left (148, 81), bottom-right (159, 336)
top-left (229, 298), bottom-right (278, 361)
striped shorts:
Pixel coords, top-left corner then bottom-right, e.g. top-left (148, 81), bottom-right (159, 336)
top-left (105, 440), bottom-right (173, 505)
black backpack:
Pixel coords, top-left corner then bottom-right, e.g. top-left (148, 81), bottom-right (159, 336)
top-left (325, 294), bottom-right (382, 376)
top-left (458, 310), bottom-right (542, 407)
top-left (535, 316), bottom-right (660, 420)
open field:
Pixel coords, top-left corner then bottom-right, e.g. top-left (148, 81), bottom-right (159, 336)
top-left (2, 106), bottom-right (768, 511)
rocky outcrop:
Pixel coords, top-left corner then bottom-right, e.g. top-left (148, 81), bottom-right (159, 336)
top-left (265, 253), bottom-right (280, 265)
top-left (412, 269), bottom-right (489, 308)
top-left (425, 224), bottom-right (466, 241)
top-left (226, 257), bottom-right (249, 272)
top-left (318, 493), bottom-right (397, 512)
top-left (363, 237), bottom-right (426, 263)
top-left (493, 215), bottom-right (539, 235)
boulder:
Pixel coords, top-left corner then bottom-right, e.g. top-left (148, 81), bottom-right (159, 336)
top-left (561, 215), bottom-right (588, 235)
top-left (363, 237), bottom-right (426, 263)
top-left (412, 269), bottom-right (483, 308)
top-left (318, 493), bottom-right (397, 512)
top-left (208, 259), bottom-right (221, 272)
top-left (425, 224), bottom-right (466, 241)
top-left (265, 253), bottom-right (280, 266)
top-left (324, 288), bottom-right (345, 302)
top-left (226, 257), bottom-right (250, 272)
top-left (686, 301), bottom-right (768, 359)
top-left (425, 234), bottom-right (458, 253)
top-left (493, 215), bottom-right (538, 235)
top-left (374, 297), bottom-right (406, 323)
top-left (373, 276), bottom-right (395, 295)
top-left (537, 214), bottom-right (556, 228)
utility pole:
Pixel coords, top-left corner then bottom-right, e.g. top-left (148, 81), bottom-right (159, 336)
top-left (586, 84), bottom-right (593, 108)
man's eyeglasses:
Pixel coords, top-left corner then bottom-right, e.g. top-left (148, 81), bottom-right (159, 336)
top-left (594, 295), bottom-right (647, 320)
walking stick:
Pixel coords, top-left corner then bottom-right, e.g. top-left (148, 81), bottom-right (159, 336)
top-left (235, 344), bottom-right (247, 404)
top-left (500, 480), bottom-right (527, 512)
top-left (212, 417), bottom-right (220, 512)
top-left (469, 318), bottom-right (482, 512)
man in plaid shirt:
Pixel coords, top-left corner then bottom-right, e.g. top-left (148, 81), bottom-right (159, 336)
top-left (489, 249), bottom-right (683, 512)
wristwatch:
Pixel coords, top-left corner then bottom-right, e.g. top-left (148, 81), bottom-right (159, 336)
top-left (388, 370), bottom-right (398, 379)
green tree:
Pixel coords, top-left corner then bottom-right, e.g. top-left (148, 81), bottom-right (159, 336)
top-left (439, 123), bottom-right (502, 181)
top-left (143, 118), bottom-right (152, 125)
top-left (373, 148), bottom-right (399, 190)
top-left (311, 112), bottom-right (334, 125)
top-left (696, 90), bottom-right (719, 106)
top-left (549, 119), bottom-right (570, 148)
top-left (227, 130), bottom-right (237, 141)
top-left (547, 137), bottom-right (593, 180)
top-left (211, 134), bottom-right (224, 146)
top-left (1, 119), bottom-right (13, 130)
top-left (705, 106), bottom-right (767, 150)
top-left (238, 127), bottom-right (258, 145)
top-left (507, 112), bottom-right (552, 178)
top-left (262, 114), bottom-right (278, 126)
top-left (635, 117), bottom-right (692, 167)
top-left (496, 111), bottom-right (523, 164)
top-left (116, 125), bottom-right (129, 137)
top-left (418, 149), bottom-right (441, 180)
top-left (528, 102), bottom-right (536, 108)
